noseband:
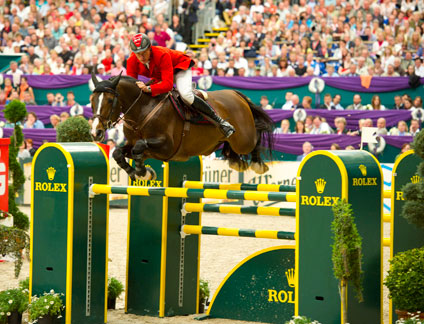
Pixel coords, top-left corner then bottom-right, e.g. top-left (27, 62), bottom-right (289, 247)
top-left (93, 86), bottom-right (120, 129)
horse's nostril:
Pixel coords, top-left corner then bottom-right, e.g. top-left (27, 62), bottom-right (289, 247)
top-left (96, 129), bottom-right (104, 138)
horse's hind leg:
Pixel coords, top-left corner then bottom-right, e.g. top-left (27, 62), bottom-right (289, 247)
top-left (250, 141), bottom-right (269, 174)
top-left (222, 142), bottom-right (249, 172)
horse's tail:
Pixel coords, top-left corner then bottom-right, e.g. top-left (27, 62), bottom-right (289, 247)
top-left (233, 90), bottom-right (274, 160)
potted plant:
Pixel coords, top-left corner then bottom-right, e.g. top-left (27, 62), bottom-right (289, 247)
top-left (28, 290), bottom-right (64, 324)
top-left (198, 279), bottom-right (210, 313)
top-left (384, 247), bottom-right (424, 320)
top-left (107, 277), bottom-right (124, 309)
top-left (0, 288), bottom-right (29, 324)
top-left (0, 226), bottom-right (30, 277)
top-left (284, 315), bottom-right (322, 324)
top-left (396, 315), bottom-right (424, 324)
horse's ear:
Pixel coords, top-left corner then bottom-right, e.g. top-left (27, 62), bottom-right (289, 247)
top-left (111, 71), bottom-right (123, 89)
top-left (91, 70), bottom-right (99, 88)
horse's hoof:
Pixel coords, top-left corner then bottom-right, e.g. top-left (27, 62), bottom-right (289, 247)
top-left (134, 167), bottom-right (157, 181)
top-left (229, 160), bottom-right (249, 172)
top-left (250, 162), bottom-right (269, 174)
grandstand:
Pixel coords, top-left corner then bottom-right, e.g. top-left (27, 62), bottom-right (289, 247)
top-left (0, 0), bottom-right (423, 161)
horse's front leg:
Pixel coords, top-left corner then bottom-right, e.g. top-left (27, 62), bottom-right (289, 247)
top-left (112, 144), bottom-right (137, 179)
top-left (131, 139), bottom-right (159, 181)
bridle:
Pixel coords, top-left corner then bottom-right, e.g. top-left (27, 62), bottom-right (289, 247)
top-left (93, 85), bottom-right (143, 129)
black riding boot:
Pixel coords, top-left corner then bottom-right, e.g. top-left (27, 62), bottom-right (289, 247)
top-left (192, 96), bottom-right (235, 138)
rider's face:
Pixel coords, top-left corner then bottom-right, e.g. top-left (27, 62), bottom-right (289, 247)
top-left (135, 49), bottom-right (151, 64)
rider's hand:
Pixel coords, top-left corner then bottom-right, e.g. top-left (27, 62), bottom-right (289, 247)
top-left (136, 81), bottom-right (151, 93)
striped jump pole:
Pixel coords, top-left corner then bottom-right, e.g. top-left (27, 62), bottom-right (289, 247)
top-left (182, 202), bottom-right (296, 217)
top-left (183, 181), bottom-right (296, 192)
top-left (90, 184), bottom-right (297, 202)
top-left (181, 225), bottom-right (295, 240)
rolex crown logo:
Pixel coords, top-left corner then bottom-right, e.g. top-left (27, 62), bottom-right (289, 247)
top-left (46, 167), bottom-right (56, 181)
top-left (411, 174), bottom-right (421, 184)
top-left (359, 164), bottom-right (367, 177)
top-left (315, 178), bottom-right (326, 194)
top-left (285, 268), bottom-right (295, 288)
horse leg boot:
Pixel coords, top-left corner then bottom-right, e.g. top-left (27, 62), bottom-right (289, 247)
top-left (192, 96), bottom-right (236, 138)
top-left (131, 139), bottom-right (157, 180)
top-left (112, 147), bottom-right (137, 179)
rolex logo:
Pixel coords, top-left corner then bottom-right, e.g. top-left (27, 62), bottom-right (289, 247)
top-left (411, 175), bottom-right (421, 184)
top-left (46, 167), bottom-right (56, 181)
top-left (315, 178), bottom-right (326, 194)
top-left (285, 268), bottom-right (295, 288)
top-left (359, 164), bottom-right (367, 177)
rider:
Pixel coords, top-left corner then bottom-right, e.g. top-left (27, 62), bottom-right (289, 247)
top-left (126, 33), bottom-right (235, 138)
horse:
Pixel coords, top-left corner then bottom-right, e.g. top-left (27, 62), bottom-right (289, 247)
top-left (90, 73), bottom-right (274, 181)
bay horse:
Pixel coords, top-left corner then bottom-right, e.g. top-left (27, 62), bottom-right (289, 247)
top-left (90, 73), bottom-right (274, 181)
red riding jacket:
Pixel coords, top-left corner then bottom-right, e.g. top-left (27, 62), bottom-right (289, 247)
top-left (126, 46), bottom-right (193, 97)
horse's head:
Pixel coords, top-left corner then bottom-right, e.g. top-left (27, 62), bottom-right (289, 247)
top-left (90, 71), bottom-right (122, 141)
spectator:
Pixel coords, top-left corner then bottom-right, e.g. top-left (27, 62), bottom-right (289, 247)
top-left (18, 140), bottom-right (31, 160)
top-left (3, 78), bottom-right (16, 99)
top-left (376, 118), bottom-right (388, 135)
top-left (389, 121), bottom-right (411, 136)
top-left (46, 93), bottom-right (55, 106)
top-left (107, 139), bottom-right (117, 157)
top-left (289, 95), bottom-right (301, 110)
top-left (346, 94), bottom-right (363, 110)
top-left (153, 24), bottom-right (173, 48)
top-left (296, 141), bottom-right (313, 161)
top-left (24, 112), bottom-right (44, 129)
top-left (52, 93), bottom-right (66, 107)
top-left (382, 64), bottom-right (400, 76)
top-left (335, 117), bottom-right (348, 134)
top-left (26, 138), bottom-right (37, 156)
top-left (294, 120), bottom-right (305, 134)
top-left (345, 145), bottom-right (356, 150)
top-left (410, 119), bottom-right (421, 136)
top-left (304, 115), bottom-right (313, 134)
top-left (274, 119), bottom-right (291, 134)
top-left (67, 91), bottom-right (84, 116)
top-left (322, 64), bottom-right (338, 77)
top-left (182, 0), bottom-right (198, 44)
top-left (310, 116), bottom-right (333, 134)
top-left (49, 114), bottom-right (60, 128)
top-left (393, 58), bottom-right (405, 76)
top-left (319, 94), bottom-right (334, 110)
top-left (393, 96), bottom-right (404, 110)
top-left (60, 112), bottom-right (70, 122)
top-left (370, 95), bottom-right (386, 110)
top-left (18, 76), bottom-right (35, 102)
top-left (330, 143), bottom-right (341, 150)
top-left (414, 97), bottom-right (423, 108)
top-left (301, 96), bottom-right (313, 109)
top-left (414, 57), bottom-right (424, 77)
top-left (6, 61), bottom-right (24, 81)
top-left (0, 91), bottom-right (6, 105)
top-left (110, 59), bottom-right (127, 76)
top-left (403, 98), bottom-right (415, 110)
top-left (260, 95), bottom-right (272, 110)
top-left (332, 94), bottom-right (344, 110)
top-left (22, 91), bottom-right (37, 105)
top-left (277, 58), bottom-right (294, 77)
top-left (281, 92), bottom-right (293, 110)
top-left (294, 56), bottom-right (307, 76)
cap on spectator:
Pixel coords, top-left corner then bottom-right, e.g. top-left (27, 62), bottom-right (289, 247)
top-left (98, 64), bottom-right (105, 69)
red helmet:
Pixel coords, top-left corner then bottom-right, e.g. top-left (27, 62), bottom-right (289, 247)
top-left (130, 33), bottom-right (151, 53)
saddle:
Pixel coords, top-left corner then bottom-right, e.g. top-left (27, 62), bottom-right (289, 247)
top-left (168, 89), bottom-right (212, 124)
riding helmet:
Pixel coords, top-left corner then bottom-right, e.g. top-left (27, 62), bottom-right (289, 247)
top-left (130, 33), bottom-right (151, 53)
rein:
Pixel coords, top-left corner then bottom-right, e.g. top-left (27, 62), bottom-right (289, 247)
top-left (111, 90), bottom-right (143, 128)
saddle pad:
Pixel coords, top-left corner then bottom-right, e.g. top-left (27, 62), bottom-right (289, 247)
top-left (169, 89), bottom-right (212, 125)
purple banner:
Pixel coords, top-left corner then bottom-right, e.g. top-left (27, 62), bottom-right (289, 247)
top-left (269, 109), bottom-right (413, 130)
top-left (0, 105), bottom-right (93, 125)
top-left (2, 74), bottom-right (423, 93)
top-left (3, 128), bottom-right (57, 148)
top-left (272, 134), bottom-right (413, 155)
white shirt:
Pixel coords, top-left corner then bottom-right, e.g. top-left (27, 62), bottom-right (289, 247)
top-left (234, 57), bottom-right (248, 71)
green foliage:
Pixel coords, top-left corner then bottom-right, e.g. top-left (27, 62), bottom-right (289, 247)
top-left (384, 247), bottom-right (424, 312)
top-left (56, 116), bottom-right (92, 142)
top-left (107, 277), bottom-right (124, 300)
top-left (401, 131), bottom-right (424, 230)
top-left (9, 123), bottom-right (29, 230)
top-left (18, 278), bottom-right (29, 291)
top-left (0, 225), bottom-right (30, 277)
top-left (28, 290), bottom-right (64, 323)
top-left (285, 315), bottom-right (322, 324)
top-left (412, 130), bottom-right (424, 161)
top-left (331, 199), bottom-right (363, 302)
top-left (199, 279), bottom-right (210, 301)
top-left (3, 100), bottom-right (27, 124)
top-left (396, 314), bottom-right (424, 324)
top-left (0, 288), bottom-right (29, 322)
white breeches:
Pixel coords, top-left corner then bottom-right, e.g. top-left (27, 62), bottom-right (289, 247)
top-left (175, 68), bottom-right (194, 105)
